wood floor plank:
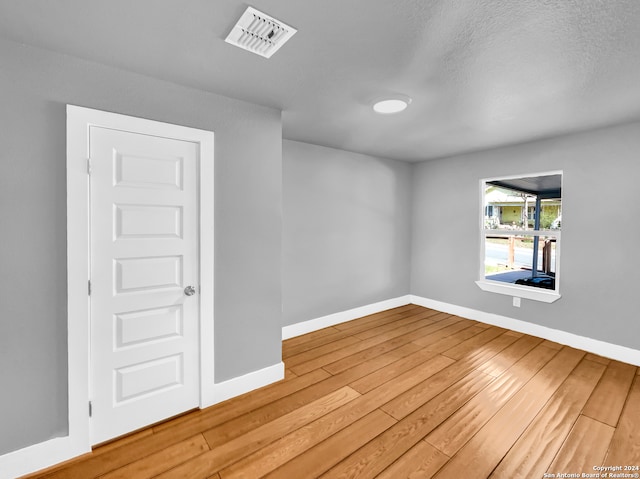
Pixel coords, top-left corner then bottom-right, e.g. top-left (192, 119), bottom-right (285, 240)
top-left (94, 428), bottom-right (155, 456)
top-left (143, 455), bottom-right (217, 479)
top-left (352, 310), bottom-right (443, 340)
top-left (504, 330), bottom-right (524, 337)
top-left (582, 359), bottom-right (637, 426)
top-left (283, 307), bottom-right (427, 359)
top-left (99, 434), bottom-right (210, 479)
top-left (152, 368), bottom-right (330, 435)
top-left (168, 387), bottom-right (361, 479)
top-left (320, 370), bottom-right (494, 479)
top-left (431, 347), bottom-right (585, 479)
top-left (475, 334), bottom-right (543, 378)
top-left (377, 440), bottom-right (449, 479)
top-left (322, 334), bottom-right (426, 376)
top-left (232, 339), bottom-right (425, 451)
top-left (350, 324), bottom-right (485, 394)
top-left (322, 315), bottom-right (463, 375)
top-left (193, 352), bottom-right (458, 478)
top-left (474, 321), bottom-right (493, 329)
top-left (381, 332), bottom-right (520, 420)
top-left (41, 422), bottom-right (216, 479)
top-left (542, 339), bottom-right (563, 350)
top-left (324, 308), bottom-right (424, 342)
top-left (546, 415), bottom-right (614, 476)
top-left (56, 371), bottom-right (335, 478)
top-left (222, 345), bottom-right (475, 477)
top-left (605, 375), bottom-right (640, 466)
top-left (488, 357), bottom-right (606, 479)
top-left (407, 317), bottom-right (476, 348)
top-left (27, 427), bottom-right (157, 479)
top-left (217, 395), bottom-right (394, 478)
top-left (441, 326), bottom-right (508, 360)
top-left (331, 341), bottom-right (423, 383)
top-left (286, 336), bottom-right (362, 368)
top-left (425, 341), bottom-right (557, 456)
top-left (332, 305), bottom-right (424, 332)
top-left (380, 357), bottom-right (490, 422)
top-left (351, 352), bottom-right (455, 397)
top-left (290, 319), bottom-right (437, 376)
top-left (290, 325), bottom-right (446, 376)
top-left (255, 410), bottom-right (396, 479)
top-left (387, 315), bottom-right (471, 346)
top-left (201, 375), bottom-right (352, 449)
top-left (414, 324), bottom-right (486, 351)
top-left (283, 327), bottom-right (345, 358)
top-left (584, 353), bottom-right (611, 365)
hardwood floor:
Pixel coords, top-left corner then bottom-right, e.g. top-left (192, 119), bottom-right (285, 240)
top-left (23, 305), bottom-right (640, 479)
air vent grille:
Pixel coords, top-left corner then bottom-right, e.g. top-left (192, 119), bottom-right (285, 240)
top-left (225, 7), bottom-right (297, 59)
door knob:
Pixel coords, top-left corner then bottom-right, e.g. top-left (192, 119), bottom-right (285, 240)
top-left (184, 285), bottom-right (196, 296)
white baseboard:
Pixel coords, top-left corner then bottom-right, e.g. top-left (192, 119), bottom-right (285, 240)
top-left (282, 295), bottom-right (412, 340)
top-left (206, 361), bottom-right (285, 407)
top-left (0, 435), bottom-right (89, 479)
top-left (410, 295), bottom-right (640, 367)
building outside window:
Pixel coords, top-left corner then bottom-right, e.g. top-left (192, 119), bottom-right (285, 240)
top-left (477, 172), bottom-right (562, 303)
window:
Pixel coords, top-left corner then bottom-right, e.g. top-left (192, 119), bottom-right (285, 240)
top-left (476, 172), bottom-right (562, 303)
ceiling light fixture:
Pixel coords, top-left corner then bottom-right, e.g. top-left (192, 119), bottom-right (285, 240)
top-left (373, 97), bottom-right (411, 114)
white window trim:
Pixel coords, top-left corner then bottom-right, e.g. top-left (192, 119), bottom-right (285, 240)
top-left (476, 171), bottom-right (562, 303)
top-left (475, 279), bottom-right (561, 303)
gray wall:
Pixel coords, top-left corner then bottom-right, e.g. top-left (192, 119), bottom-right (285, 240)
top-left (411, 121), bottom-right (640, 350)
top-left (283, 140), bottom-right (412, 326)
top-left (0, 39), bottom-right (282, 455)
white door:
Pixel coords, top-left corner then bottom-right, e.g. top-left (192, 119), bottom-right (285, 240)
top-left (89, 126), bottom-right (200, 444)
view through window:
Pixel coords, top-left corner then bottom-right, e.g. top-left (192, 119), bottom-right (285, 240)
top-left (480, 172), bottom-right (562, 298)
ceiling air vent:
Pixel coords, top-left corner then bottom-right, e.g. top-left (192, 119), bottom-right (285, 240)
top-left (225, 6), bottom-right (297, 59)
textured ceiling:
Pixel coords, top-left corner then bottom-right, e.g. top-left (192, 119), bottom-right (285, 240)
top-left (1, 0), bottom-right (639, 162)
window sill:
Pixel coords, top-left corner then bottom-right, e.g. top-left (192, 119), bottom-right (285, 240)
top-left (475, 280), bottom-right (561, 303)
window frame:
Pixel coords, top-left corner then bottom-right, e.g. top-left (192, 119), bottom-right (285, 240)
top-left (475, 171), bottom-right (562, 303)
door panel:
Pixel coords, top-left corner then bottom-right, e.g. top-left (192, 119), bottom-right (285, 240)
top-left (115, 152), bottom-right (183, 190)
top-left (115, 305), bottom-right (183, 348)
top-left (114, 353), bottom-right (184, 403)
top-left (90, 127), bottom-right (199, 444)
top-left (114, 255), bottom-right (183, 292)
top-left (115, 204), bottom-right (183, 239)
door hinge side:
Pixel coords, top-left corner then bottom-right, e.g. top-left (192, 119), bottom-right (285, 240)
top-left (88, 280), bottom-right (91, 296)
top-left (89, 401), bottom-right (92, 417)
top-left (87, 157), bottom-right (92, 175)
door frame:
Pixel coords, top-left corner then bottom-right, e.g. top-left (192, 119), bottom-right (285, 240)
top-left (66, 105), bottom-right (215, 450)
